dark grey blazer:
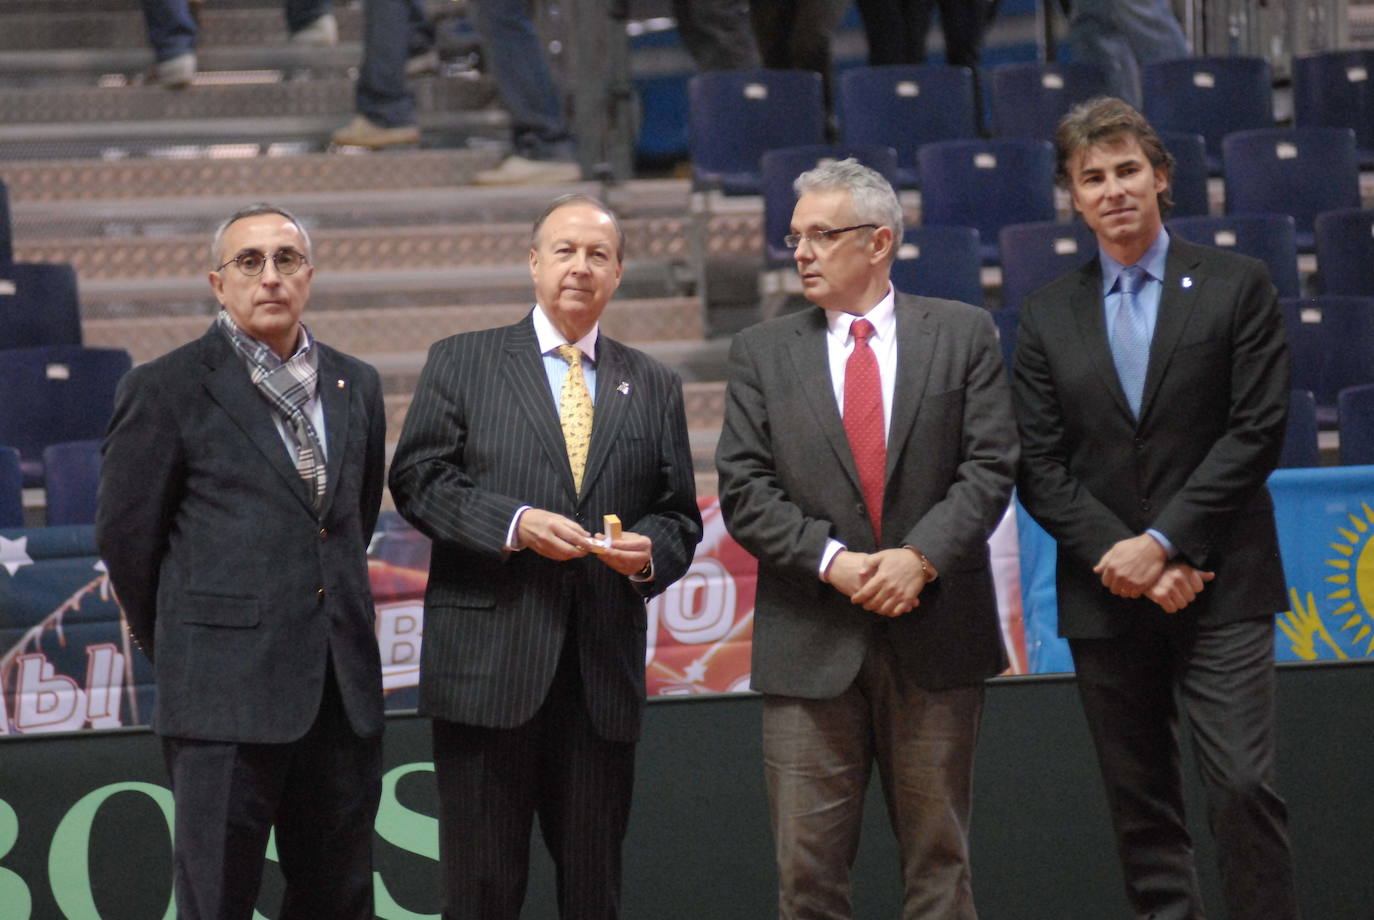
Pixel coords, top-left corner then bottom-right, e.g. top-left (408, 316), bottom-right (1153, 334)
top-left (96, 324), bottom-right (387, 743)
top-left (387, 313), bottom-right (702, 745)
top-left (1012, 236), bottom-right (1291, 638)
top-left (715, 292), bottom-right (1017, 698)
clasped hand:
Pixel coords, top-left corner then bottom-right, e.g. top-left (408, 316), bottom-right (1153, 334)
top-left (1094, 534), bottom-right (1214, 613)
top-left (827, 548), bottom-right (928, 618)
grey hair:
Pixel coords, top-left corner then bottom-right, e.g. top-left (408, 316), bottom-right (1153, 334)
top-left (531, 193), bottom-right (626, 264)
top-left (210, 203), bottom-right (314, 267)
top-left (792, 157), bottom-right (904, 244)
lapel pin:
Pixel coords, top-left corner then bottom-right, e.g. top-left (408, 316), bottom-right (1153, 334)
top-left (1181, 276), bottom-right (1193, 289)
top-left (617, 381), bottom-right (630, 396)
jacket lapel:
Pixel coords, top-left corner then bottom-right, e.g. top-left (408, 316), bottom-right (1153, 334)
top-left (885, 295), bottom-right (937, 481)
top-left (1070, 256), bottom-right (1138, 422)
top-left (787, 309), bottom-right (863, 494)
top-left (1137, 240), bottom-right (1206, 422)
top-left (502, 314), bottom-right (577, 500)
top-left (317, 346), bottom-right (350, 519)
top-left (199, 326), bottom-right (316, 513)
top-left (580, 336), bottom-right (630, 502)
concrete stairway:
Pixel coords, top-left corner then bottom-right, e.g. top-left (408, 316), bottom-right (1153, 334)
top-left (0, 0), bottom-right (746, 496)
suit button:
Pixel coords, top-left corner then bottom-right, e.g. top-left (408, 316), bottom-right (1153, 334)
top-left (319, 528), bottom-right (328, 540)
top-left (317, 587), bottom-right (325, 599)
top-left (1139, 499), bottom-right (1151, 512)
top-left (1133, 438), bottom-right (1145, 451)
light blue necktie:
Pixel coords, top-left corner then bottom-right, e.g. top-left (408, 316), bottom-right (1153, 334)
top-left (1111, 265), bottom-right (1150, 417)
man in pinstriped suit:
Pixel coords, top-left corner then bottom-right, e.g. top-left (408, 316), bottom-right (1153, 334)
top-left (388, 193), bottom-right (702, 919)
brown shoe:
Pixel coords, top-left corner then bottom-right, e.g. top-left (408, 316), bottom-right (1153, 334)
top-left (331, 115), bottom-right (421, 149)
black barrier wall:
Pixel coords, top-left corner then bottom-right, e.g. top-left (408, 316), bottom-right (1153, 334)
top-left (2, 662), bottom-right (1372, 918)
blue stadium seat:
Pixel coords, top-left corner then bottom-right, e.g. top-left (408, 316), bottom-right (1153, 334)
top-left (1314, 208), bottom-right (1374, 297)
top-left (1159, 131), bottom-right (1209, 218)
top-left (1279, 390), bottom-right (1320, 468)
top-left (42, 439), bottom-right (102, 526)
top-left (1222, 126), bottom-right (1360, 251)
top-left (0, 346), bottom-right (132, 487)
top-left (0, 445), bottom-right (21, 528)
top-left (997, 220), bottom-right (1097, 311)
top-left (1166, 214), bottom-right (1301, 299)
top-left (760, 144), bottom-right (900, 270)
top-left (688, 69), bottom-right (826, 195)
top-left (1280, 296), bottom-right (1374, 427)
top-left (1338, 383), bottom-right (1374, 466)
top-left (0, 263), bottom-right (83, 348)
top-left (1293, 49), bottom-right (1374, 168)
top-left (988, 60), bottom-right (1111, 141)
top-left (890, 225), bottom-right (983, 306)
top-left (1142, 56), bottom-right (1274, 172)
top-left (917, 138), bottom-right (1057, 262)
top-left (839, 64), bottom-right (978, 190)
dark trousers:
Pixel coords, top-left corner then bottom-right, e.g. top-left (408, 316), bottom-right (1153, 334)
top-left (160, 667), bottom-right (383, 920)
top-left (854, 0), bottom-right (986, 68)
top-left (432, 634), bottom-right (637, 920)
top-left (763, 637), bottom-right (984, 920)
top-left (1070, 616), bottom-right (1299, 920)
top-left (749, 0), bottom-right (852, 117)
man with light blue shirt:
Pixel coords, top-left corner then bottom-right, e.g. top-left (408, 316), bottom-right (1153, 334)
top-left (1012, 98), bottom-right (1298, 920)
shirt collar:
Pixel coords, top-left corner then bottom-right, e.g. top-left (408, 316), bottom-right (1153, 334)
top-left (1100, 227), bottom-right (1172, 296)
top-left (533, 303), bottom-right (599, 364)
top-left (825, 285), bottom-right (896, 343)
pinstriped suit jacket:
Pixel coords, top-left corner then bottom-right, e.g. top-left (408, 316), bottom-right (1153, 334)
top-left (388, 312), bottom-right (702, 743)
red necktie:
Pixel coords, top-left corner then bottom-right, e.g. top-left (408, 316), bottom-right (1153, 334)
top-left (843, 318), bottom-right (886, 543)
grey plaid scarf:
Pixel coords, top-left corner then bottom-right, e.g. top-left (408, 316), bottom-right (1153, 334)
top-left (217, 309), bottom-right (327, 510)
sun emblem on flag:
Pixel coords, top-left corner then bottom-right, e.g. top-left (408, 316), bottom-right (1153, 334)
top-left (1280, 501), bottom-right (1374, 660)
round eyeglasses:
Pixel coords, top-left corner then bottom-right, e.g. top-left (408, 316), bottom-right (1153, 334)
top-left (783, 224), bottom-right (879, 249)
top-left (216, 249), bottom-right (310, 277)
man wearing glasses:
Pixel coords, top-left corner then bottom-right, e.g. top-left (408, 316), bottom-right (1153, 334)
top-left (716, 159), bottom-right (1016, 918)
top-left (96, 204), bottom-right (387, 919)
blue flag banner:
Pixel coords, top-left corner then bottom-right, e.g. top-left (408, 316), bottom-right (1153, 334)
top-left (1270, 465), bottom-right (1374, 662)
top-left (1017, 466), bottom-right (1374, 672)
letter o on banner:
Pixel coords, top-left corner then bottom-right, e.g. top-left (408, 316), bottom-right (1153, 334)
top-left (48, 782), bottom-right (175, 920)
top-left (1, 799), bottom-right (33, 919)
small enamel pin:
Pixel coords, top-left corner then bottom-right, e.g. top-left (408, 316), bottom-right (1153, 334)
top-left (617, 381), bottom-right (630, 396)
top-left (337, 379), bottom-right (346, 388)
top-left (1181, 276), bottom-right (1193, 289)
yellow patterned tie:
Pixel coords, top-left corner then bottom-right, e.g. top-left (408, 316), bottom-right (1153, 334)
top-left (556, 344), bottom-right (594, 491)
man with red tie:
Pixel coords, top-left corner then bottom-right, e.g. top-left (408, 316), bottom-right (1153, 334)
top-left (715, 158), bottom-right (1017, 919)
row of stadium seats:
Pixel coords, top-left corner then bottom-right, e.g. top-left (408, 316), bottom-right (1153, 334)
top-left (690, 52), bottom-right (1374, 197)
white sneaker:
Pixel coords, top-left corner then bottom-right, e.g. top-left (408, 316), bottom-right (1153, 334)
top-left (473, 155), bottom-right (581, 186)
top-left (405, 49), bottom-right (440, 77)
top-left (290, 13), bottom-right (338, 46)
top-left (155, 52), bottom-right (196, 88)
top-left (331, 115), bottom-right (421, 148)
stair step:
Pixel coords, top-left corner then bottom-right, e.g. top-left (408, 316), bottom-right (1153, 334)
top-left (83, 299), bottom-right (707, 367)
top-left (0, 9), bottom-right (370, 52)
top-left (15, 217), bottom-right (697, 281)
top-left (0, 149), bottom-right (504, 202)
top-left (0, 73), bottom-right (492, 125)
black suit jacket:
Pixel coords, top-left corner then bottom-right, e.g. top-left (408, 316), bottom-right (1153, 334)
top-left (387, 313), bottom-right (702, 744)
top-left (96, 325), bottom-right (387, 743)
top-left (715, 292), bottom-right (1017, 697)
top-left (1012, 236), bottom-right (1291, 638)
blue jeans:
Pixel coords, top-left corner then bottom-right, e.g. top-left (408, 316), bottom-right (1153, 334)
top-left (355, 0), bottom-right (434, 127)
top-left (140, 0), bottom-right (333, 60)
top-left (1066, 0), bottom-right (1189, 107)
top-left (468, 0), bottom-right (574, 161)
